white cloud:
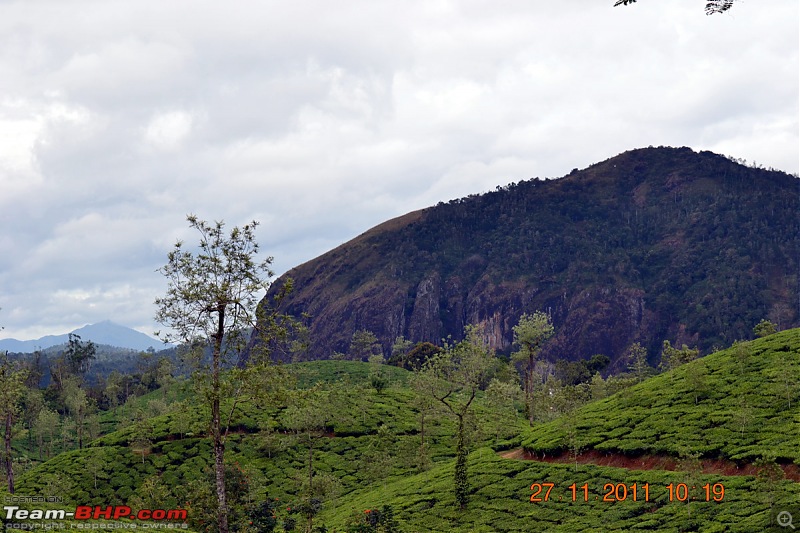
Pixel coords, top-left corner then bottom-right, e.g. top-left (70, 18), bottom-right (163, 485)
top-left (143, 111), bottom-right (193, 151)
top-left (0, 0), bottom-right (796, 340)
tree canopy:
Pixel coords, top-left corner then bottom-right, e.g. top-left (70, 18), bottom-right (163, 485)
top-left (413, 326), bottom-right (495, 508)
top-left (155, 215), bottom-right (293, 533)
top-left (512, 311), bottom-right (554, 425)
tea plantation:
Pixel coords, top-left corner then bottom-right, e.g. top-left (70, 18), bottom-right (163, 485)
top-left (5, 331), bottom-right (799, 532)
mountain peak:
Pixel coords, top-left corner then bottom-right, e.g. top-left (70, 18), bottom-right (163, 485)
top-left (257, 147), bottom-right (798, 368)
top-left (0, 321), bottom-right (167, 353)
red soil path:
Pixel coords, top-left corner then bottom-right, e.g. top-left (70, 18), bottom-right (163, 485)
top-left (498, 448), bottom-right (800, 482)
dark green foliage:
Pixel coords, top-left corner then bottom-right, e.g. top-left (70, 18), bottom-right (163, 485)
top-left (369, 372), bottom-right (387, 394)
top-left (754, 319), bottom-right (777, 338)
top-left (453, 426), bottom-right (469, 509)
top-left (260, 147), bottom-right (799, 368)
top-left (554, 354), bottom-right (610, 385)
top-left (390, 342), bottom-right (441, 371)
top-left (246, 500), bottom-right (280, 533)
top-left (345, 505), bottom-right (399, 533)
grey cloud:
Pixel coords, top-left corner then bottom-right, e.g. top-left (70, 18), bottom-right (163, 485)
top-left (0, 0), bottom-right (796, 339)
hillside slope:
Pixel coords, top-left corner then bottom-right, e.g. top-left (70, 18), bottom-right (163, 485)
top-left (522, 328), bottom-right (800, 464)
top-left (8, 339), bottom-right (800, 532)
top-left (258, 146), bottom-right (798, 367)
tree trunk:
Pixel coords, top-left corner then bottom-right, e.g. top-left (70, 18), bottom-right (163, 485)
top-left (78, 408), bottom-right (83, 450)
top-left (419, 411), bottom-right (425, 456)
top-left (5, 411), bottom-right (14, 493)
top-left (527, 352), bottom-right (535, 426)
top-left (212, 315), bottom-right (229, 533)
top-left (27, 423), bottom-right (33, 457)
top-left (454, 414), bottom-right (468, 509)
top-left (307, 438), bottom-right (314, 533)
top-left (213, 414), bottom-right (227, 533)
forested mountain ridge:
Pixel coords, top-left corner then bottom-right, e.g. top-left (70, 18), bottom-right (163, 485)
top-left (259, 146), bottom-right (798, 368)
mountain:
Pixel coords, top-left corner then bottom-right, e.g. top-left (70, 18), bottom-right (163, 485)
top-left (258, 146), bottom-right (798, 369)
top-left (0, 320), bottom-right (167, 353)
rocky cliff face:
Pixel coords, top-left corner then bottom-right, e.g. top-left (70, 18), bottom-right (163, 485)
top-left (258, 147), bottom-right (799, 368)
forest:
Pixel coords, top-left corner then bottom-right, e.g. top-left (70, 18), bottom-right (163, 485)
top-left (263, 147), bottom-right (798, 367)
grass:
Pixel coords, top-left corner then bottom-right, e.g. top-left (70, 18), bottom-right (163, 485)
top-left (5, 330), bottom-right (799, 532)
top-left (319, 447), bottom-right (800, 532)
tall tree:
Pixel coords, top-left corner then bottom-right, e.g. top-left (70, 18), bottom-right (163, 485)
top-left (0, 354), bottom-right (27, 493)
top-left (283, 386), bottom-right (335, 533)
top-left (349, 329), bottom-right (381, 361)
top-left (389, 336), bottom-right (413, 365)
top-left (484, 378), bottom-right (524, 444)
top-left (659, 341), bottom-right (699, 374)
top-left (64, 334), bottom-right (96, 377)
top-left (626, 342), bottom-right (652, 383)
top-left (155, 215), bottom-right (294, 533)
top-left (685, 361), bottom-right (709, 405)
top-left (155, 357), bottom-right (175, 399)
top-left (414, 325), bottom-right (494, 508)
top-left (62, 377), bottom-right (90, 449)
top-left (33, 409), bottom-right (59, 459)
top-left (511, 311), bottom-right (554, 425)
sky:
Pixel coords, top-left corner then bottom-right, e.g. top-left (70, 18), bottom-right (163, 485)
top-left (0, 0), bottom-right (797, 341)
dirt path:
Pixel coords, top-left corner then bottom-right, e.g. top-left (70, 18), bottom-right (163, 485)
top-left (498, 448), bottom-right (800, 482)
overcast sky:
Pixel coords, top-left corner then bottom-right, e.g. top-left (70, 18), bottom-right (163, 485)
top-left (0, 0), bottom-right (797, 341)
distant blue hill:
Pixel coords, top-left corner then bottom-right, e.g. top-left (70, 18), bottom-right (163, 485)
top-left (0, 321), bottom-right (169, 353)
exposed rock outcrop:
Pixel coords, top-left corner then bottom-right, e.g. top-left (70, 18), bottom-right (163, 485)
top-left (256, 147), bottom-right (799, 368)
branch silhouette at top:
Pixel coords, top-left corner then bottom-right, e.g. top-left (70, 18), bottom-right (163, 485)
top-left (614, 0), bottom-right (736, 15)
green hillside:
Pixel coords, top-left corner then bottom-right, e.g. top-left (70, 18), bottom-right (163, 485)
top-left (319, 448), bottom-right (800, 532)
top-left (6, 332), bottom-right (800, 532)
top-left (9, 360), bottom-right (524, 531)
top-left (522, 329), bottom-right (800, 464)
